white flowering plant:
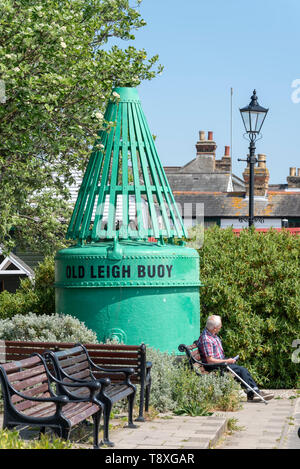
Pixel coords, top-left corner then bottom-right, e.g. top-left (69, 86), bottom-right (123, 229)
top-left (0, 313), bottom-right (98, 343)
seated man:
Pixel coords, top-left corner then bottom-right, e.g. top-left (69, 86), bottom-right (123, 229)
top-left (193, 315), bottom-right (274, 401)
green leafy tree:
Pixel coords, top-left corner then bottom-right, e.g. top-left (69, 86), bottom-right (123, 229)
top-left (0, 0), bottom-right (162, 254)
top-left (188, 226), bottom-right (300, 388)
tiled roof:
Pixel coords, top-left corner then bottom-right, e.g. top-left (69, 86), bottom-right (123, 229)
top-left (166, 172), bottom-right (234, 192)
top-left (173, 191), bottom-right (300, 218)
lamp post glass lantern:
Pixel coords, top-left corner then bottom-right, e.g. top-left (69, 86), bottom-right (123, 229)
top-left (239, 90), bottom-right (268, 227)
top-left (240, 90), bottom-right (268, 139)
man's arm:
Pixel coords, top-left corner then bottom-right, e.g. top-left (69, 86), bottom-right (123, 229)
top-left (206, 356), bottom-right (236, 365)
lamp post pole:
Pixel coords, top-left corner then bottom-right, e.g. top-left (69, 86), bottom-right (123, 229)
top-left (248, 139), bottom-right (256, 227)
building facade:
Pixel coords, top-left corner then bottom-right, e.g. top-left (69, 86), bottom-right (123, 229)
top-left (164, 131), bottom-right (300, 229)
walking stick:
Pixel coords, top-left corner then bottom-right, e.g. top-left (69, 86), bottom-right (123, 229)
top-left (226, 364), bottom-right (268, 405)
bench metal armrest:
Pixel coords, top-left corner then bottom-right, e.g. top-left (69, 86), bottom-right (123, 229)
top-left (74, 343), bottom-right (135, 384)
top-left (91, 362), bottom-right (135, 376)
top-left (8, 384), bottom-right (70, 406)
top-left (90, 361), bottom-right (135, 386)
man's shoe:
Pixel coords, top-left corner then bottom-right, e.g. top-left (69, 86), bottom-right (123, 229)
top-left (251, 390), bottom-right (274, 402)
top-left (258, 390), bottom-right (274, 401)
top-left (247, 391), bottom-right (254, 401)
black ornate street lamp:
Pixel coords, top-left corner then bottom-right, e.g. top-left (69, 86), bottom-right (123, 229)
top-left (238, 90), bottom-right (268, 227)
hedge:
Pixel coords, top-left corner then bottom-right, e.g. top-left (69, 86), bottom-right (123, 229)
top-left (190, 226), bottom-right (300, 388)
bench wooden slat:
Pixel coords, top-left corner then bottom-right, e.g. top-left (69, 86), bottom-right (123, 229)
top-left (4, 340), bottom-right (140, 351)
top-left (62, 361), bottom-right (90, 375)
top-left (52, 346), bottom-right (83, 359)
top-left (12, 384), bottom-right (50, 405)
top-left (3, 340), bottom-right (75, 349)
top-left (87, 351), bottom-right (139, 359)
top-left (57, 353), bottom-right (88, 368)
top-left (0, 346), bottom-right (53, 356)
top-left (19, 401), bottom-right (55, 417)
top-left (7, 364), bottom-right (45, 382)
top-left (14, 391), bottom-right (51, 413)
top-left (1, 355), bottom-right (41, 372)
top-left (86, 358), bottom-right (140, 366)
top-left (12, 372), bottom-right (49, 392)
top-left (68, 403), bottom-right (99, 426)
top-left (63, 369), bottom-right (90, 382)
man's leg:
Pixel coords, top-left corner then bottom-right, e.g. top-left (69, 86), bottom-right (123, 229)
top-left (227, 365), bottom-right (274, 401)
top-left (227, 365), bottom-right (258, 396)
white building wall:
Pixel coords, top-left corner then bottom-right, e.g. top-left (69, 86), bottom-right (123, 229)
top-left (220, 218), bottom-right (282, 229)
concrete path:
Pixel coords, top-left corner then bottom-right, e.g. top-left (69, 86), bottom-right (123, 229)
top-left (216, 391), bottom-right (300, 449)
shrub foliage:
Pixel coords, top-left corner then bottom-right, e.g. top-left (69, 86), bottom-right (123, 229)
top-left (0, 429), bottom-right (72, 449)
top-left (189, 226), bottom-right (300, 388)
top-left (0, 256), bottom-right (55, 319)
top-left (0, 313), bottom-right (98, 343)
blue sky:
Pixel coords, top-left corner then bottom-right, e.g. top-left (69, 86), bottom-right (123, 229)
top-left (122, 0), bottom-right (300, 184)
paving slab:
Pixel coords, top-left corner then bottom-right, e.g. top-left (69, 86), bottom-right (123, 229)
top-left (105, 414), bottom-right (228, 449)
top-left (216, 390), bottom-right (299, 449)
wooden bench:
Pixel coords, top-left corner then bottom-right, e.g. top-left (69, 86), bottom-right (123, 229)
top-left (178, 344), bottom-right (226, 375)
top-left (44, 343), bottom-right (138, 447)
top-left (0, 340), bottom-right (152, 422)
top-left (0, 354), bottom-right (104, 448)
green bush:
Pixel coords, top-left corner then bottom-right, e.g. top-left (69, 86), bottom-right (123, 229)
top-left (0, 256), bottom-right (55, 319)
top-left (0, 313), bottom-right (98, 343)
top-left (0, 429), bottom-right (72, 449)
top-left (171, 363), bottom-right (241, 415)
top-left (189, 226), bottom-right (300, 388)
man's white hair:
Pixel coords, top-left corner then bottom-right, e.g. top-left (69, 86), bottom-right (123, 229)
top-left (206, 315), bottom-right (222, 331)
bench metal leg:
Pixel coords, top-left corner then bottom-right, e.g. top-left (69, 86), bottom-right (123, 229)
top-left (59, 426), bottom-right (71, 441)
top-left (145, 381), bottom-right (151, 413)
top-left (127, 393), bottom-right (138, 429)
top-left (136, 384), bottom-right (145, 422)
top-left (92, 410), bottom-right (101, 449)
top-left (101, 400), bottom-right (115, 447)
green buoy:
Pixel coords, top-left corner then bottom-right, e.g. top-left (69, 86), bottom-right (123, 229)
top-left (55, 87), bottom-right (201, 353)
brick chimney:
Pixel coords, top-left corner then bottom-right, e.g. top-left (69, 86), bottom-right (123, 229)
top-left (215, 146), bottom-right (232, 173)
top-left (242, 154), bottom-right (270, 196)
top-left (287, 167), bottom-right (300, 188)
top-left (194, 131), bottom-right (217, 172)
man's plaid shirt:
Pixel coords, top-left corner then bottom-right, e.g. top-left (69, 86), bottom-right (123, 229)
top-left (196, 328), bottom-right (225, 363)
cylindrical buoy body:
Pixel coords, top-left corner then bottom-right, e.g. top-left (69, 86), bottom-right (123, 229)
top-left (55, 241), bottom-right (201, 353)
